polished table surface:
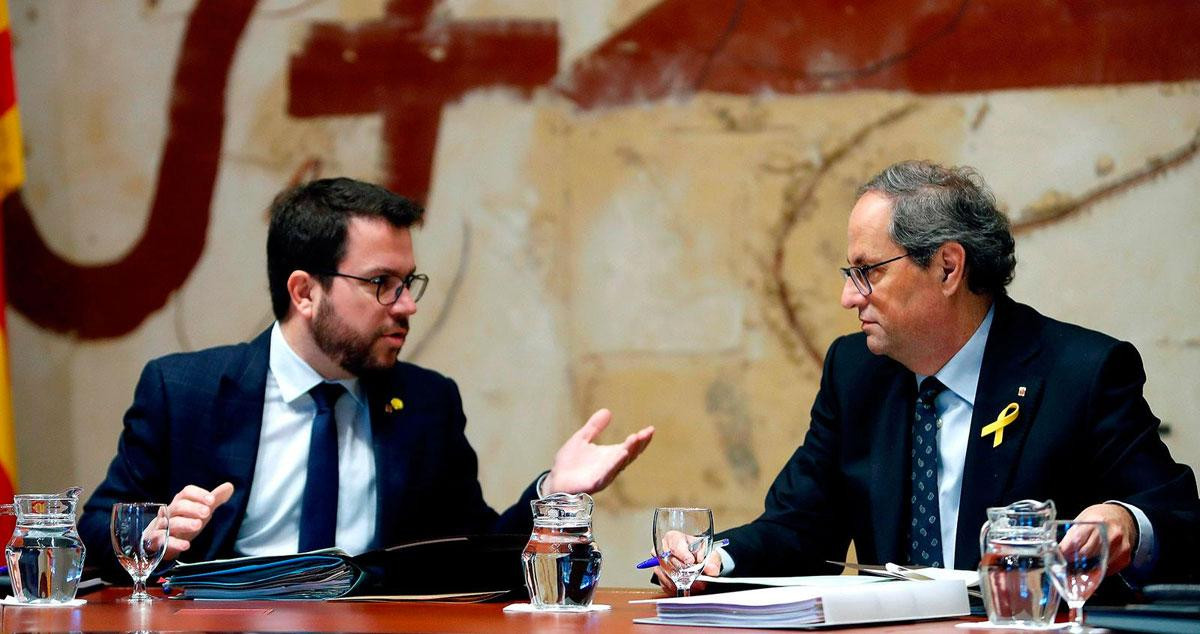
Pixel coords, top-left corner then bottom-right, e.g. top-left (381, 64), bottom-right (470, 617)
top-left (0, 586), bottom-right (988, 633)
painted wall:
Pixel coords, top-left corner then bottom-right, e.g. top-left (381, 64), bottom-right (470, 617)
top-left (6, 0), bottom-right (1199, 587)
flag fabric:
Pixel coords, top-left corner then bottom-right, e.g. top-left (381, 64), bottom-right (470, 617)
top-left (0, 0), bottom-right (23, 532)
top-left (0, 0), bottom-right (20, 191)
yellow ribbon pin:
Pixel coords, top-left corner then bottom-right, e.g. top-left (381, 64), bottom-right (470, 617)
top-left (384, 397), bottom-right (404, 413)
top-left (981, 402), bottom-right (1019, 448)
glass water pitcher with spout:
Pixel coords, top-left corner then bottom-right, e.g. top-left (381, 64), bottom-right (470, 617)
top-left (978, 498), bottom-right (1060, 626)
top-left (521, 492), bottom-right (602, 610)
top-left (2, 487), bottom-right (87, 603)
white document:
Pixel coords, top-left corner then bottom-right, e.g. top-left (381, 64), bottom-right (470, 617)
top-left (632, 579), bottom-right (969, 629)
top-left (864, 565), bottom-right (981, 587)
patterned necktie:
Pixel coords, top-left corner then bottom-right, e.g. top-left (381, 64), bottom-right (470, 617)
top-left (908, 376), bottom-right (947, 568)
top-left (298, 382), bottom-right (345, 552)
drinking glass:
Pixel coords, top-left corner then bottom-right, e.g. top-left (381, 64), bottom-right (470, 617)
top-left (111, 503), bottom-right (170, 602)
top-left (652, 507), bottom-right (714, 597)
top-left (1046, 520), bottom-right (1108, 632)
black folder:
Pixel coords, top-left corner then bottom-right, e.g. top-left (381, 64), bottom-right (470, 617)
top-left (160, 534), bottom-right (529, 600)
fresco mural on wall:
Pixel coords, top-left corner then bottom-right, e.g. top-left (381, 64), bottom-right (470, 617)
top-left (5, 0), bottom-right (1198, 585)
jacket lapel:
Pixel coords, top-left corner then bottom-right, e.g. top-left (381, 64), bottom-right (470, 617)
top-left (362, 368), bottom-right (416, 549)
top-left (954, 297), bottom-right (1046, 569)
top-left (869, 366), bottom-right (917, 564)
top-left (204, 328), bottom-right (271, 559)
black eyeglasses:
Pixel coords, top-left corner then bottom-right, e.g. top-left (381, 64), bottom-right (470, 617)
top-left (840, 253), bottom-right (908, 296)
top-left (318, 271), bottom-right (429, 305)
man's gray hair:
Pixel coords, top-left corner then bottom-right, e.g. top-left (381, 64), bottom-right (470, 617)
top-left (858, 160), bottom-right (1016, 296)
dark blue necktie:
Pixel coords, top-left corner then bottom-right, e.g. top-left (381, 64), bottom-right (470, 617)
top-left (908, 376), bottom-right (946, 568)
top-left (298, 382), bottom-right (345, 552)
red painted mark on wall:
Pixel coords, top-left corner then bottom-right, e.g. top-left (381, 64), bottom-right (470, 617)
top-left (563, 0), bottom-right (1200, 107)
top-left (287, 0), bottom-right (558, 203)
top-left (4, 0), bottom-right (1200, 339)
top-left (2, 0), bottom-right (255, 339)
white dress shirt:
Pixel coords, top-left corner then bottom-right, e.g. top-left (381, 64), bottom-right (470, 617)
top-left (721, 304), bottom-right (1153, 573)
top-left (234, 323), bottom-right (378, 556)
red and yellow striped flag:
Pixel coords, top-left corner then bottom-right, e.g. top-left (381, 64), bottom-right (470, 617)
top-left (0, 0), bottom-right (22, 533)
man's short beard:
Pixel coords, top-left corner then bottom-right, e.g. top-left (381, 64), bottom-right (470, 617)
top-left (312, 299), bottom-right (401, 376)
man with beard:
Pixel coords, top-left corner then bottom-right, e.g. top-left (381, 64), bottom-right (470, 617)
top-left (80, 178), bottom-right (654, 577)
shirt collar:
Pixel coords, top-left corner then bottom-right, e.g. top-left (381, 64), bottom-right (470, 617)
top-left (915, 304), bottom-right (995, 406)
top-left (269, 322), bottom-right (363, 405)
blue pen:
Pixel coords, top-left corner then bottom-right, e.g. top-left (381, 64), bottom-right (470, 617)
top-left (636, 538), bottom-right (729, 569)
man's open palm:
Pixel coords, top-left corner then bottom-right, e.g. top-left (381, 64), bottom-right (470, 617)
top-left (543, 409), bottom-right (654, 495)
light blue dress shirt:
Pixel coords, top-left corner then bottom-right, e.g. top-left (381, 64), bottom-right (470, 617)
top-left (914, 305), bottom-right (995, 567)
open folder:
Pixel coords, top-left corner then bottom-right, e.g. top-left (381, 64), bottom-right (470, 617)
top-left (160, 534), bottom-right (528, 600)
top-left (632, 579), bottom-right (969, 628)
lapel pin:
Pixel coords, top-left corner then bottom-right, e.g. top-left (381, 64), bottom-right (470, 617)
top-left (384, 397), bottom-right (404, 414)
top-left (981, 402), bottom-right (1020, 448)
top-left (1018, 386), bottom-right (1026, 397)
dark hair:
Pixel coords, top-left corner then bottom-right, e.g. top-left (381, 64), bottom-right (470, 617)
top-left (858, 160), bottom-right (1015, 296)
top-left (266, 177), bottom-right (424, 320)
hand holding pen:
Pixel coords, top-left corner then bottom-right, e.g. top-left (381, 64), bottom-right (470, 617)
top-left (636, 538), bottom-right (730, 569)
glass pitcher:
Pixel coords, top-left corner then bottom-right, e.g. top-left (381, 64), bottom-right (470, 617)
top-left (521, 492), bottom-right (602, 610)
top-left (1, 487), bottom-right (87, 603)
top-left (978, 498), bottom-right (1060, 626)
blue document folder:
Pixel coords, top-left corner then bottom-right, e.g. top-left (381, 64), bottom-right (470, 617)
top-left (160, 534), bottom-right (528, 600)
top-left (161, 550), bottom-right (360, 600)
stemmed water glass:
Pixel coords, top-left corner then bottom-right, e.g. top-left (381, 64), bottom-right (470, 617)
top-left (111, 503), bottom-right (170, 602)
top-left (1046, 520), bottom-right (1108, 632)
top-left (652, 507), bottom-right (715, 597)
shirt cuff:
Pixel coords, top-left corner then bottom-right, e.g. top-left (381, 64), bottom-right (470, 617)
top-left (1106, 500), bottom-right (1155, 573)
top-left (535, 472), bottom-right (550, 499)
top-left (716, 546), bottom-right (735, 576)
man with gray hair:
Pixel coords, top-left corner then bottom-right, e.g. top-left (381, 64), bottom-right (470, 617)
top-left (655, 160), bottom-right (1198, 591)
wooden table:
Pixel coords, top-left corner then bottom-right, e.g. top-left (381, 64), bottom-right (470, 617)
top-left (0, 587), bottom-right (985, 632)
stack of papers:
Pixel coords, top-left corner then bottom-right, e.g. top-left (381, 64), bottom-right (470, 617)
top-left (161, 550), bottom-right (362, 600)
top-left (843, 563), bottom-right (981, 586)
top-left (633, 579), bottom-right (969, 628)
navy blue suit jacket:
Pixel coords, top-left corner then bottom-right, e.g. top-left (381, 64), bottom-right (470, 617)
top-left (721, 296), bottom-right (1199, 583)
top-left (80, 328), bottom-right (539, 577)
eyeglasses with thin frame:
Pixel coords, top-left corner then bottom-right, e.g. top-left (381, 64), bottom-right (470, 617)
top-left (840, 253), bottom-right (908, 296)
top-left (317, 271), bottom-right (429, 305)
